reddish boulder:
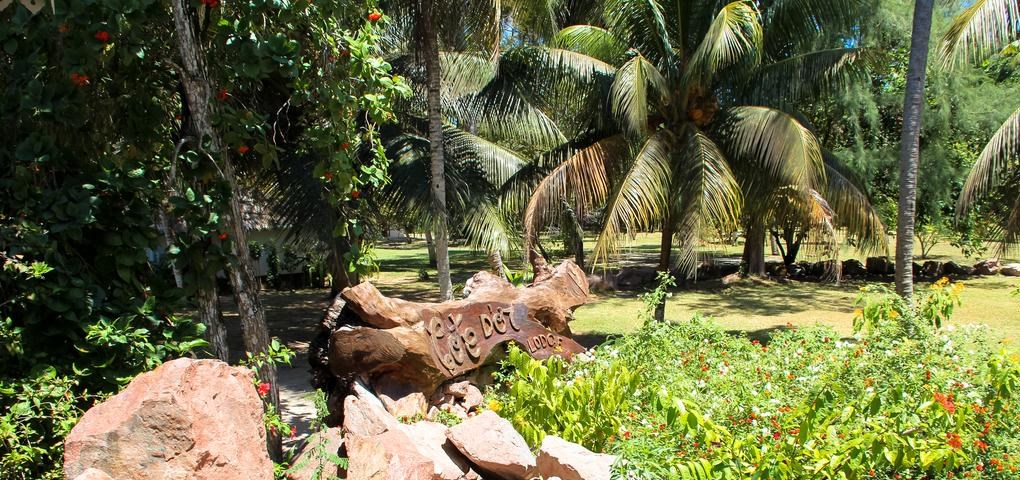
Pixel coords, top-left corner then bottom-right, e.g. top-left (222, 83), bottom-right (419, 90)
top-left (63, 358), bottom-right (273, 480)
top-left (447, 410), bottom-right (536, 479)
top-left (536, 435), bottom-right (617, 480)
top-left (343, 394), bottom-right (401, 438)
top-left (345, 429), bottom-right (435, 480)
top-left (401, 421), bottom-right (478, 480)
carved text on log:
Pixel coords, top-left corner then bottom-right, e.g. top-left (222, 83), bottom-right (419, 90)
top-left (422, 302), bottom-right (585, 377)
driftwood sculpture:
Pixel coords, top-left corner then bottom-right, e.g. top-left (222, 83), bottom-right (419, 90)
top-left (309, 256), bottom-right (589, 421)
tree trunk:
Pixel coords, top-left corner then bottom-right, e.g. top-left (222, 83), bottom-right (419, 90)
top-left (425, 229), bottom-right (438, 268)
top-left (170, 0), bottom-right (281, 459)
top-left (895, 0), bottom-right (935, 299)
top-left (195, 282), bottom-right (229, 362)
top-left (654, 216), bottom-right (673, 322)
top-left (421, 0), bottom-right (453, 301)
top-left (330, 235), bottom-right (360, 296)
top-left (742, 221), bottom-right (767, 276)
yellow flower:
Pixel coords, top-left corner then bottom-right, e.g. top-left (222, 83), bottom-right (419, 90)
top-left (487, 399), bottom-right (501, 413)
top-left (888, 310), bottom-right (900, 319)
top-left (853, 309), bottom-right (863, 317)
top-left (936, 277), bottom-right (950, 287)
top-left (952, 283), bottom-right (965, 294)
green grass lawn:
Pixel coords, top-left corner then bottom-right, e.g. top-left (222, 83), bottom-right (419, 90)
top-left (368, 234), bottom-right (1020, 344)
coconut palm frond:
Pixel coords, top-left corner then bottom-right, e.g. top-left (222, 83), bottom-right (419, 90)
top-left (442, 51), bottom-right (498, 98)
top-left (504, 0), bottom-right (561, 40)
top-left (667, 125), bottom-right (743, 274)
top-left (683, 0), bottom-right (762, 87)
top-left (602, 0), bottom-right (675, 63)
top-left (745, 48), bottom-right (875, 107)
top-left (523, 135), bottom-right (628, 245)
top-left (719, 106), bottom-right (826, 189)
top-left (610, 54), bottom-right (668, 136)
top-left (592, 131), bottom-right (674, 266)
top-left (553, 25), bottom-right (631, 65)
top-left (764, 0), bottom-right (868, 48)
top-left (939, 0), bottom-right (1020, 68)
top-left (462, 200), bottom-right (520, 256)
top-left (821, 151), bottom-right (887, 254)
top-left (958, 106), bottom-right (1020, 216)
top-left (464, 82), bottom-right (570, 150)
top-left (444, 128), bottom-right (528, 186)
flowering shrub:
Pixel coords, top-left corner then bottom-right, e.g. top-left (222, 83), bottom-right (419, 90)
top-left (492, 281), bottom-right (1020, 479)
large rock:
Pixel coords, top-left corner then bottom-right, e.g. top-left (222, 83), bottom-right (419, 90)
top-left (63, 358), bottom-right (273, 480)
top-left (401, 421), bottom-right (478, 480)
top-left (942, 261), bottom-right (975, 277)
top-left (447, 410), bottom-right (536, 479)
top-left (614, 266), bottom-right (658, 290)
top-left (974, 259), bottom-right (1001, 276)
top-left (865, 256), bottom-right (894, 275)
top-left (921, 260), bottom-right (943, 278)
top-left (536, 436), bottom-right (617, 480)
top-left (343, 394), bottom-right (402, 438)
top-left (1001, 263), bottom-right (1020, 277)
top-left (842, 259), bottom-right (867, 277)
top-left (375, 376), bottom-right (429, 420)
top-left (286, 427), bottom-right (344, 480)
top-left (345, 429), bottom-right (435, 480)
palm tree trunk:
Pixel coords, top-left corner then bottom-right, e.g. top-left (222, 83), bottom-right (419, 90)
top-left (654, 216), bottom-right (673, 322)
top-left (171, 0), bottom-right (281, 459)
top-left (742, 221), bottom-right (767, 276)
top-left (424, 229), bottom-right (438, 267)
top-left (895, 0), bottom-right (935, 299)
top-left (421, 0), bottom-right (453, 301)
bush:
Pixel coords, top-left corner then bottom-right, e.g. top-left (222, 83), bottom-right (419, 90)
top-left (491, 281), bottom-right (1020, 479)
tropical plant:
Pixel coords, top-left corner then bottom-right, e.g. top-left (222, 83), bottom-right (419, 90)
top-left (942, 0), bottom-right (1020, 250)
top-left (508, 0), bottom-right (885, 301)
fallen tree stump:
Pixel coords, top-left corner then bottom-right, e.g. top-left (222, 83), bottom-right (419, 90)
top-left (309, 258), bottom-right (589, 423)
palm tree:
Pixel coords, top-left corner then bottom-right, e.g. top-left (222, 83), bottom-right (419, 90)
top-left (942, 0), bottom-right (1020, 248)
top-left (509, 0), bottom-right (883, 317)
top-left (378, 0), bottom-right (557, 300)
top-left (894, 0), bottom-right (936, 298)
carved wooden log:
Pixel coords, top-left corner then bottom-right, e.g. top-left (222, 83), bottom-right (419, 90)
top-left (308, 259), bottom-right (590, 421)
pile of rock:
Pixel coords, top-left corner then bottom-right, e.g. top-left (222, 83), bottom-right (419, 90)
top-left (64, 358), bottom-right (616, 480)
top-left (322, 380), bottom-right (616, 480)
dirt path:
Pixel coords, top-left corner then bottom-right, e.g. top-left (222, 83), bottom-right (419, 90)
top-left (220, 288), bottom-right (334, 445)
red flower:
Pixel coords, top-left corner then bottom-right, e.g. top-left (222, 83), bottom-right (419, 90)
top-left (772, 431), bottom-right (781, 440)
top-left (341, 142), bottom-right (350, 150)
top-left (200, 0), bottom-right (219, 7)
top-left (290, 425), bottom-right (297, 439)
top-left (351, 190), bottom-right (360, 199)
top-left (94, 30), bottom-right (110, 43)
top-left (324, 172), bottom-right (334, 181)
top-left (622, 431), bottom-right (631, 439)
top-left (974, 440), bottom-right (989, 451)
top-left (947, 432), bottom-right (963, 449)
top-left (367, 11), bottom-right (382, 22)
top-left (935, 392), bottom-right (957, 414)
top-left (70, 72), bottom-right (90, 87)
top-left (218, 232), bottom-right (229, 241)
top-left (58, 23), bottom-right (70, 34)
top-left (237, 145), bottom-right (250, 154)
top-left (257, 382), bottom-right (271, 397)
top-left (217, 88), bottom-right (229, 101)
